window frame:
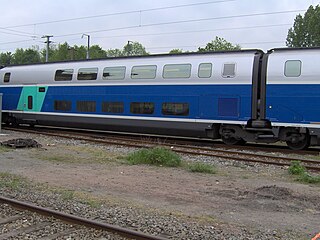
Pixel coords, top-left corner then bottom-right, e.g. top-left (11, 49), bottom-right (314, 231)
top-left (163, 64), bottom-right (192, 79)
top-left (284, 60), bottom-right (302, 77)
top-left (222, 63), bottom-right (236, 78)
top-left (102, 101), bottom-right (124, 113)
top-left (131, 65), bottom-right (157, 79)
top-left (54, 69), bottom-right (74, 81)
top-left (130, 102), bottom-right (155, 115)
top-left (162, 103), bottom-right (189, 116)
top-left (76, 101), bottom-right (96, 112)
top-left (3, 72), bottom-right (11, 83)
top-left (54, 100), bottom-right (72, 111)
top-left (198, 63), bottom-right (212, 78)
top-left (77, 67), bottom-right (98, 81)
top-left (103, 66), bottom-right (126, 80)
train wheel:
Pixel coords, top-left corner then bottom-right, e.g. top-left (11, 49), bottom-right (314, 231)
top-left (286, 133), bottom-right (310, 150)
top-left (221, 136), bottom-right (246, 145)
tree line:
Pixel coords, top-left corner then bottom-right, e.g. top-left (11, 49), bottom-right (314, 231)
top-left (0, 36), bottom-right (240, 65)
top-left (1, 4), bottom-right (319, 66)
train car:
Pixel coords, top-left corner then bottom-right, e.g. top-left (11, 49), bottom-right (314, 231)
top-left (263, 48), bottom-right (320, 150)
top-left (0, 50), bottom-right (262, 142)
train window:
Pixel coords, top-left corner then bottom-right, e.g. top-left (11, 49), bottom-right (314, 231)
top-left (163, 64), bottom-right (191, 78)
top-left (77, 68), bottom-right (98, 80)
top-left (3, 72), bottom-right (11, 82)
top-left (55, 69), bottom-right (73, 81)
top-left (162, 103), bottom-right (189, 116)
top-left (27, 96), bottom-right (33, 109)
top-left (54, 100), bottom-right (72, 111)
top-left (130, 102), bottom-right (154, 114)
top-left (76, 101), bottom-right (96, 112)
top-left (103, 66), bottom-right (126, 80)
top-left (285, 60), bottom-right (301, 77)
top-left (131, 65), bottom-right (157, 79)
top-left (222, 63), bottom-right (236, 78)
top-left (198, 63), bottom-right (212, 78)
top-left (102, 102), bottom-right (124, 113)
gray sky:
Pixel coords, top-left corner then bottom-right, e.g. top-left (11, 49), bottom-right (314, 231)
top-left (0, 0), bottom-right (318, 54)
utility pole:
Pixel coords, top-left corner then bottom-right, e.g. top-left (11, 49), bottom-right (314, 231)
top-left (82, 34), bottom-right (90, 59)
top-left (42, 35), bottom-right (53, 62)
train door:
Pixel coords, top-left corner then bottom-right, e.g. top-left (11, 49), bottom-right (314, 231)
top-left (17, 86), bottom-right (47, 112)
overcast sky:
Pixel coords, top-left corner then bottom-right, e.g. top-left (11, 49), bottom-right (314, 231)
top-left (0, 0), bottom-right (318, 54)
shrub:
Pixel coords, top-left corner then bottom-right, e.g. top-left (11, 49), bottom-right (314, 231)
top-left (188, 162), bottom-right (216, 174)
top-left (298, 173), bottom-right (320, 184)
top-left (126, 147), bottom-right (181, 167)
top-left (288, 161), bottom-right (306, 175)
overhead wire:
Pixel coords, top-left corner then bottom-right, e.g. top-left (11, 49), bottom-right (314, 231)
top-left (1, 0), bottom-right (235, 29)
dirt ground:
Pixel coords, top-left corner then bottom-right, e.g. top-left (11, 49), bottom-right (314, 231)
top-left (0, 130), bottom-right (319, 239)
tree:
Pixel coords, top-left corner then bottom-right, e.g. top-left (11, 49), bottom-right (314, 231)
top-left (0, 52), bottom-right (13, 65)
top-left (89, 45), bottom-right (107, 59)
top-left (286, 5), bottom-right (320, 47)
top-left (198, 36), bottom-right (241, 52)
top-left (12, 48), bottom-right (41, 64)
top-left (123, 41), bottom-right (149, 56)
top-left (169, 49), bottom-right (184, 54)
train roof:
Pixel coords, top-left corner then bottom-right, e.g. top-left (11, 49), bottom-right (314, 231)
top-left (1, 49), bottom-right (263, 69)
top-left (268, 47), bottom-right (320, 53)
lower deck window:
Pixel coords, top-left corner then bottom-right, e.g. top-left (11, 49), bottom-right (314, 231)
top-left (130, 102), bottom-right (154, 114)
top-left (102, 102), bottom-right (124, 113)
top-left (162, 103), bottom-right (189, 116)
top-left (54, 100), bottom-right (72, 111)
top-left (77, 101), bottom-right (96, 112)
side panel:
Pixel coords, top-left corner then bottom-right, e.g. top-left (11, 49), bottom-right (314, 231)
top-left (266, 50), bottom-right (320, 126)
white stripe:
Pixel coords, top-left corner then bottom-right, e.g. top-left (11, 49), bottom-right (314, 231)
top-left (4, 110), bottom-right (247, 125)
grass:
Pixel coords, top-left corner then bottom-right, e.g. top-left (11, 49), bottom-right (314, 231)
top-left (0, 145), bottom-right (12, 153)
top-left (125, 147), bottom-right (182, 167)
top-left (30, 145), bottom-right (122, 164)
top-left (288, 161), bottom-right (320, 184)
top-left (187, 162), bottom-right (216, 174)
top-left (0, 172), bottom-right (28, 190)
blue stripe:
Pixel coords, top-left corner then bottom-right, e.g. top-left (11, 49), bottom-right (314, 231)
top-left (41, 84), bottom-right (252, 121)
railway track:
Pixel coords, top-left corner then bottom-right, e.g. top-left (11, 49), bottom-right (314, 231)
top-left (0, 196), bottom-right (167, 240)
top-left (3, 126), bottom-right (320, 171)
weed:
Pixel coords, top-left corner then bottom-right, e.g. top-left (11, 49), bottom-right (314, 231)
top-left (288, 161), bottom-right (320, 184)
top-left (188, 162), bottom-right (216, 174)
top-left (126, 147), bottom-right (181, 167)
top-left (298, 173), bottom-right (320, 184)
top-left (288, 161), bottom-right (306, 175)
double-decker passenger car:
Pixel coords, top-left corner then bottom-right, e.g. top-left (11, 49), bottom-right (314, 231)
top-left (1, 48), bottom-right (320, 150)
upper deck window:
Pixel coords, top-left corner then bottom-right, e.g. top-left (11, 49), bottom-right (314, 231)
top-left (198, 63), bottom-right (212, 78)
top-left (284, 60), bottom-right (301, 77)
top-left (103, 66), bottom-right (126, 80)
top-left (163, 64), bottom-right (191, 79)
top-left (222, 63), bottom-right (236, 78)
top-left (131, 65), bottom-right (157, 79)
top-left (55, 69), bottom-right (73, 81)
top-left (77, 68), bottom-right (98, 80)
top-left (3, 72), bottom-right (11, 82)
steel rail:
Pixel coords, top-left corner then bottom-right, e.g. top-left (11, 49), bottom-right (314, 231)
top-left (4, 126), bottom-right (320, 171)
top-left (0, 196), bottom-right (168, 240)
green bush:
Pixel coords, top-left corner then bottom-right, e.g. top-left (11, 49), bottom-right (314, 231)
top-left (288, 161), bottom-right (306, 175)
top-left (288, 161), bottom-right (320, 184)
top-left (188, 162), bottom-right (216, 174)
top-left (126, 147), bottom-right (181, 167)
top-left (298, 173), bottom-right (320, 184)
